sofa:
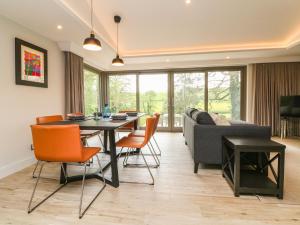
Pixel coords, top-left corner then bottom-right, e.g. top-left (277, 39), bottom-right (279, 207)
top-left (182, 108), bottom-right (272, 173)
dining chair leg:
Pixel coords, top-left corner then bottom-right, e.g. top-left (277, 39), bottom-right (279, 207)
top-left (147, 144), bottom-right (160, 167)
top-left (98, 134), bottom-right (104, 147)
top-left (117, 147), bottom-right (124, 161)
top-left (32, 161), bottom-right (40, 178)
top-left (28, 162), bottom-right (67, 214)
top-left (140, 149), bottom-right (155, 185)
top-left (123, 147), bottom-right (131, 166)
top-left (149, 139), bottom-right (161, 157)
top-left (153, 136), bottom-right (161, 155)
top-left (78, 158), bottom-right (106, 219)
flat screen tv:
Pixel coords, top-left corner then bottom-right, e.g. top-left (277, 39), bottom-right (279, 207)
top-left (280, 96), bottom-right (300, 117)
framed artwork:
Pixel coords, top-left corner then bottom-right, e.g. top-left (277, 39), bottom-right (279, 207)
top-left (15, 38), bottom-right (48, 88)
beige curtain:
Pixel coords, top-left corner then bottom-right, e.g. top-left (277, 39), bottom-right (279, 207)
top-left (100, 72), bottom-right (109, 110)
top-left (64, 52), bottom-right (84, 114)
top-left (250, 62), bottom-right (300, 136)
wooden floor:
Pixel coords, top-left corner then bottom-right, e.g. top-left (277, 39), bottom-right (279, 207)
top-left (1, 133), bottom-right (300, 225)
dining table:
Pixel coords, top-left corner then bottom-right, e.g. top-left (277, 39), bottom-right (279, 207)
top-left (43, 113), bottom-right (144, 188)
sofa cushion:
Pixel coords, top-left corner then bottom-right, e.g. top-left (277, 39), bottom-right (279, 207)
top-left (185, 107), bottom-right (197, 117)
top-left (210, 113), bottom-right (231, 126)
top-left (230, 120), bottom-right (255, 126)
top-left (191, 110), bottom-right (216, 125)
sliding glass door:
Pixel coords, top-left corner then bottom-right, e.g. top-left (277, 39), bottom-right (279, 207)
top-left (173, 72), bottom-right (205, 128)
top-left (139, 73), bottom-right (168, 128)
top-left (207, 71), bottom-right (241, 120)
top-left (108, 74), bottom-right (136, 113)
top-left (107, 67), bottom-right (245, 131)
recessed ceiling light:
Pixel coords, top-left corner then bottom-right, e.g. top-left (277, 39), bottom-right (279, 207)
top-left (165, 58), bottom-right (170, 62)
top-left (185, 0), bottom-right (191, 4)
top-left (226, 56), bottom-right (231, 59)
top-left (57, 25), bottom-right (63, 30)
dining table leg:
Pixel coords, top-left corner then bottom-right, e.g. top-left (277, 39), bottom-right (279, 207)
top-left (103, 130), bottom-right (108, 153)
top-left (109, 129), bottom-right (119, 188)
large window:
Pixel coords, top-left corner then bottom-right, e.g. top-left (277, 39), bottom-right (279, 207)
top-left (107, 67), bottom-right (245, 130)
top-left (108, 74), bottom-right (136, 113)
top-left (83, 68), bottom-right (100, 116)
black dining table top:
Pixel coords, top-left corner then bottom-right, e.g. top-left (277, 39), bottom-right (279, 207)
top-left (43, 113), bottom-right (144, 130)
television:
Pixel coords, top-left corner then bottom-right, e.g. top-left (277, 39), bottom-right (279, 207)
top-left (280, 96), bottom-right (300, 117)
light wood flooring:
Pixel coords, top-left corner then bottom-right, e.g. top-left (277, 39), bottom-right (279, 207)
top-left (0, 133), bottom-right (300, 225)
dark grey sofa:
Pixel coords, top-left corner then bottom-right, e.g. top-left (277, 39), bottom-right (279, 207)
top-left (182, 109), bottom-right (272, 173)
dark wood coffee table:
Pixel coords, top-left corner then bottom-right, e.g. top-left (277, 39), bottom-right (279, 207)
top-left (222, 136), bottom-right (286, 199)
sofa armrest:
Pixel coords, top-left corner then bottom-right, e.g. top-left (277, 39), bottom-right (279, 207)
top-left (193, 125), bottom-right (271, 164)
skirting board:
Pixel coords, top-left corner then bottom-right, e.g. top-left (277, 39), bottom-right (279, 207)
top-left (0, 156), bottom-right (36, 179)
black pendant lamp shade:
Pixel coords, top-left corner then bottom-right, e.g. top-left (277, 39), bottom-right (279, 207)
top-left (112, 15), bottom-right (124, 66)
top-left (83, 32), bottom-right (102, 51)
top-left (83, 0), bottom-right (102, 51)
top-left (112, 54), bottom-right (124, 66)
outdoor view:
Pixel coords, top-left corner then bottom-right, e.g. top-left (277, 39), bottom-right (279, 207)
top-left (104, 70), bottom-right (241, 128)
top-left (139, 74), bottom-right (168, 127)
top-left (208, 71), bottom-right (241, 120)
top-left (109, 74), bottom-right (136, 113)
top-left (174, 72), bottom-right (205, 127)
top-left (84, 69), bottom-right (100, 116)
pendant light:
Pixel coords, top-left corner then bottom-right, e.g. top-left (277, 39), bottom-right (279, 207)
top-left (112, 15), bottom-right (124, 66)
top-left (83, 0), bottom-right (102, 51)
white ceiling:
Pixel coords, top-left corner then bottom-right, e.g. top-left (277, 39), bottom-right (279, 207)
top-left (0, 0), bottom-right (300, 71)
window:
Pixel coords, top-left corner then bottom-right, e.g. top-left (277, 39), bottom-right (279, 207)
top-left (208, 71), bottom-right (241, 120)
top-left (107, 67), bottom-right (245, 130)
top-left (139, 73), bottom-right (168, 127)
top-left (83, 68), bottom-right (100, 116)
top-left (174, 72), bottom-right (205, 127)
top-left (108, 74), bottom-right (136, 113)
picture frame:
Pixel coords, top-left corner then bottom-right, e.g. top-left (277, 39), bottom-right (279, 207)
top-left (15, 38), bottom-right (48, 88)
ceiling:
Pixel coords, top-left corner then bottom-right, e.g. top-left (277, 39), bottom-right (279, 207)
top-left (0, 0), bottom-right (300, 71)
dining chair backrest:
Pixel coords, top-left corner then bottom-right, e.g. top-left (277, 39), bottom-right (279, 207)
top-left (153, 113), bottom-right (160, 134)
top-left (31, 125), bottom-right (83, 162)
top-left (36, 115), bottom-right (63, 125)
top-left (142, 117), bottom-right (156, 147)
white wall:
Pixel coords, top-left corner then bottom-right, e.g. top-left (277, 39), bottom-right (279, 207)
top-left (0, 15), bottom-right (65, 178)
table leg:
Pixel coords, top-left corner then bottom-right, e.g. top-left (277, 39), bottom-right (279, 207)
top-left (277, 151), bottom-right (285, 199)
top-left (104, 130), bottom-right (108, 153)
top-left (234, 150), bottom-right (240, 197)
top-left (109, 130), bottom-right (119, 188)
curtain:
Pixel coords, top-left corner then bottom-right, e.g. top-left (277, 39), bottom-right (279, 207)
top-left (64, 52), bottom-right (84, 114)
top-left (100, 72), bottom-right (109, 110)
top-left (250, 62), bottom-right (300, 136)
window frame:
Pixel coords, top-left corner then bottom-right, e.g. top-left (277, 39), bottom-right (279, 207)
top-left (105, 66), bottom-right (246, 131)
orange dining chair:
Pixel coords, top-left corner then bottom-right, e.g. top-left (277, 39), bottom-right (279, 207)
top-left (32, 115), bottom-right (64, 178)
top-left (129, 113), bottom-right (162, 160)
top-left (116, 117), bottom-right (157, 185)
top-left (29, 124), bottom-right (106, 219)
top-left (67, 112), bottom-right (104, 147)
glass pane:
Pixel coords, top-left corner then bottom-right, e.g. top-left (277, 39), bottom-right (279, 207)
top-left (208, 71), bottom-right (241, 120)
top-left (174, 72), bottom-right (205, 127)
top-left (84, 69), bottom-right (100, 116)
top-left (109, 74), bottom-right (136, 113)
top-left (139, 73), bottom-right (168, 127)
